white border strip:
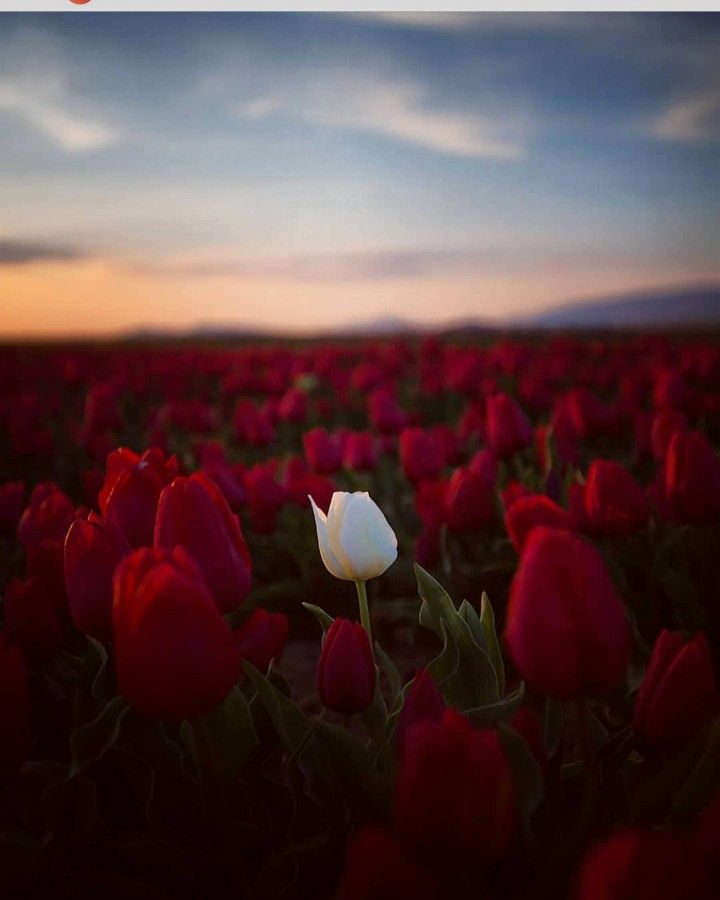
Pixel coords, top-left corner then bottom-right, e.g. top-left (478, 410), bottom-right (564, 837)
top-left (0, 2), bottom-right (719, 13)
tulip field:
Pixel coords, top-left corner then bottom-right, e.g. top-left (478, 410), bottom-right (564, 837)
top-left (1, 332), bottom-right (720, 899)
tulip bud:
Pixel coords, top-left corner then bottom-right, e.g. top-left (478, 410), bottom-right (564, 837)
top-left (234, 608), bottom-right (289, 674)
top-left (342, 431), bottom-right (378, 472)
top-left (505, 527), bottom-right (631, 699)
top-left (651, 409), bottom-right (688, 462)
top-left (394, 668), bottom-right (445, 760)
top-left (338, 826), bottom-right (443, 900)
top-left (368, 389), bottom-right (406, 434)
top-left (444, 467), bottom-right (496, 533)
top-left (303, 428), bottom-right (343, 475)
top-left (64, 512), bottom-right (131, 642)
top-left (113, 547), bottom-right (240, 720)
top-left (634, 630), bottom-right (718, 752)
top-left (277, 387), bottom-right (307, 424)
top-left (0, 481), bottom-right (24, 539)
top-left (16, 482), bottom-right (74, 551)
top-left (394, 709), bottom-right (515, 865)
top-left (504, 493), bottom-right (575, 552)
top-left (0, 636), bottom-right (32, 783)
top-left (574, 829), bottom-right (689, 900)
top-left (399, 428), bottom-right (444, 484)
top-left (486, 393), bottom-right (533, 459)
top-left (154, 472), bottom-right (252, 613)
top-left (584, 460), bottom-right (649, 537)
top-left (310, 491), bottom-right (397, 582)
top-left (665, 430), bottom-right (720, 525)
top-left (99, 447), bottom-right (178, 548)
top-left (317, 618), bottom-right (375, 714)
top-left (3, 575), bottom-right (64, 665)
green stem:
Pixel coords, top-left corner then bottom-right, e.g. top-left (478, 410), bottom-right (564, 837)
top-left (355, 580), bottom-right (373, 649)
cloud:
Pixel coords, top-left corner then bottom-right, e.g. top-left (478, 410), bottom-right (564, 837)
top-left (0, 238), bottom-right (88, 266)
top-left (649, 88), bottom-right (720, 143)
top-left (231, 69), bottom-right (526, 161)
top-left (0, 27), bottom-right (120, 153)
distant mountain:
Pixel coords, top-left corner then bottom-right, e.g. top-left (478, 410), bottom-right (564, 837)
top-left (522, 283), bottom-right (720, 329)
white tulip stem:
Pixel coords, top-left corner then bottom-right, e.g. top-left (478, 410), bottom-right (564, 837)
top-left (355, 579), bottom-right (373, 650)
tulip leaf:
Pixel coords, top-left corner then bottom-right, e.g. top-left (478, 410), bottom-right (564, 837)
top-left (667, 717), bottom-right (720, 829)
top-left (375, 641), bottom-right (403, 713)
top-left (415, 563), bottom-right (457, 638)
top-left (479, 593), bottom-right (506, 697)
top-left (301, 602), bottom-right (334, 633)
top-left (416, 565), bottom-right (499, 707)
top-left (497, 722), bottom-right (544, 830)
top-left (69, 696), bottom-right (130, 775)
top-left (200, 686), bottom-right (259, 779)
top-left (243, 662), bottom-right (312, 754)
top-left (310, 722), bottom-right (391, 820)
top-left (464, 681), bottom-right (526, 729)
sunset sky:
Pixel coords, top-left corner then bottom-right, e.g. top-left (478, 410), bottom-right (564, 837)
top-left (1, 11), bottom-right (719, 337)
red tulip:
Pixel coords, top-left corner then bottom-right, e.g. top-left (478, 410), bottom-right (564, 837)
top-left (368, 389), bottom-right (406, 434)
top-left (0, 636), bottom-right (32, 783)
top-left (444, 467), bottom-right (496, 533)
top-left (16, 482), bottom-right (74, 551)
top-left (584, 460), bottom-right (649, 537)
top-left (486, 393), bottom-right (533, 459)
top-left (64, 512), bottom-right (131, 642)
top-left (99, 447), bottom-right (178, 548)
top-left (154, 472), bottom-right (252, 613)
top-left (338, 826), bottom-right (443, 900)
top-left (342, 431), bottom-right (378, 472)
top-left (3, 576), bottom-right (63, 665)
top-left (574, 829), bottom-right (689, 900)
top-left (651, 409), bottom-right (688, 462)
top-left (665, 430), bottom-right (720, 525)
top-left (505, 493), bottom-right (575, 553)
top-left (303, 428), bottom-right (343, 474)
top-left (0, 481), bottom-right (24, 539)
top-left (277, 387), bottom-right (307, 423)
top-left (244, 462), bottom-right (287, 535)
top-left (399, 428), bottom-right (444, 484)
top-left (394, 709), bottom-right (515, 866)
top-left (113, 546), bottom-right (240, 720)
top-left (634, 630), bottom-right (718, 751)
top-left (394, 668), bottom-right (445, 760)
top-left (317, 619), bottom-right (375, 715)
top-left (505, 527), bottom-right (631, 699)
top-left (234, 608), bottom-right (289, 674)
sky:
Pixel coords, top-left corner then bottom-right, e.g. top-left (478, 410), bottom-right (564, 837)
top-left (1, 11), bottom-right (719, 337)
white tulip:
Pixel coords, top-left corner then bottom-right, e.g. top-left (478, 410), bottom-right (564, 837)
top-left (309, 491), bottom-right (397, 582)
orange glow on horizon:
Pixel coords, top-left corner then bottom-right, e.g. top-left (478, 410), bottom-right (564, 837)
top-left (3, 255), bottom-right (720, 340)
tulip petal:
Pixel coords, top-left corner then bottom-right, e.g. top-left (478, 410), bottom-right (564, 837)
top-left (309, 495), bottom-right (350, 580)
top-left (338, 492), bottom-right (397, 581)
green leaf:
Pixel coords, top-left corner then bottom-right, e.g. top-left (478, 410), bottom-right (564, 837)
top-left (415, 563), bottom-right (457, 639)
top-left (479, 593), bottom-right (506, 697)
top-left (243, 661), bottom-right (312, 754)
top-left (199, 686), bottom-right (259, 779)
top-left (375, 642), bottom-right (402, 713)
top-left (84, 638), bottom-right (115, 703)
top-left (667, 717), bottom-right (720, 829)
top-left (301, 602), bottom-right (334, 633)
top-left (497, 723), bottom-right (544, 830)
top-left (416, 565), bottom-right (499, 707)
top-left (70, 696), bottom-right (130, 775)
top-left (465, 682), bottom-right (526, 729)
top-left (310, 721), bottom-right (391, 821)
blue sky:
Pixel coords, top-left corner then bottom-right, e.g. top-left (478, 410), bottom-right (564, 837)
top-left (1, 12), bottom-right (719, 335)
